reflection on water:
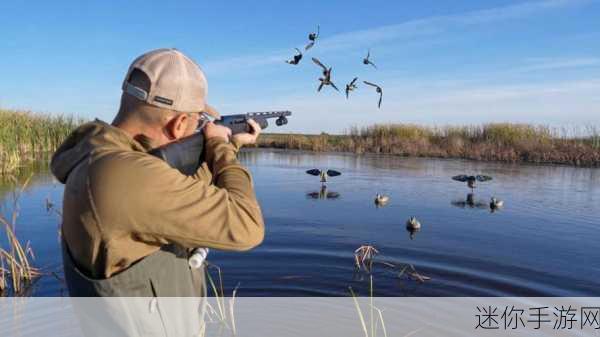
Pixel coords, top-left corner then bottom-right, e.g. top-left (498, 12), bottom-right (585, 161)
top-left (450, 193), bottom-right (489, 210)
top-left (2, 149), bottom-right (600, 296)
top-left (306, 185), bottom-right (340, 200)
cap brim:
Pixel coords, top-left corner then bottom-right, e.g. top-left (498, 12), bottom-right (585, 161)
top-left (203, 104), bottom-right (220, 119)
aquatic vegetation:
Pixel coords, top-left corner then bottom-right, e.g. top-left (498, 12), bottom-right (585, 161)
top-left (0, 109), bottom-right (83, 174)
top-left (0, 176), bottom-right (41, 295)
top-left (349, 276), bottom-right (387, 337)
top-left (205, 262), bottom-right (239, 335)
top-left (397, 264), bottom-right (431, 284)
top-left (256, 123), bottom-right (600, 166)
top-left (354, 244), bottom-right (431, 284)
top-left (354, 245), bottom-right (379, 271)
top-left (350, 276), bottom-right (424, 337)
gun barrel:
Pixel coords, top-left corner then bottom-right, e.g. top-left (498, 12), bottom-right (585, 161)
top-left (153, 110), bottom-right (292, 175)
top-left (246, 110), bottom-right (292, 118)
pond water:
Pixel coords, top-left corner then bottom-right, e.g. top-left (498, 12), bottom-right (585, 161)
top-left (1, 149), bottom-right (599, 296)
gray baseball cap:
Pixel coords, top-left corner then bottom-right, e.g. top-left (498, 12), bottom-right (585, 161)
top-left (122, 48), bottom-right (219, 118)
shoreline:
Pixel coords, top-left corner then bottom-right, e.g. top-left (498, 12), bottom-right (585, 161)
top-left (2, 109), bottom-right (599, 172)
top-left (253, 126), bottom-right (600, 168)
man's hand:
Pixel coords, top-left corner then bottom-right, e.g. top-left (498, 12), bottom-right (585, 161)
top-left (232, 119), bottom-right (261, 146)
top-left (203, 122), bottom-right (231, 142)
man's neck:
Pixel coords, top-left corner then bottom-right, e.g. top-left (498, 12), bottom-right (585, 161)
top-left (112, 120), bottom-right (163, 150)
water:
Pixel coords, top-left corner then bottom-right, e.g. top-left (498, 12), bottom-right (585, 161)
top-left (1, 149), bottom-right (599, 296)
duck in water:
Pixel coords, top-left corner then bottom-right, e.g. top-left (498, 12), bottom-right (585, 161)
top-left (374, 194), bottom-right (390, 207)
top-left (406, 216), bottom-right (421, 240)
top-left (285, 48), bottom-right (303, 65)
top-left (363, 49), bottom-right (377, 69)
top-left (363, 81), bottom-right (383, 108)
top-left (490, 197), bottom-right (504, 212)
top-left (312, 57), bottom-right (339, 92)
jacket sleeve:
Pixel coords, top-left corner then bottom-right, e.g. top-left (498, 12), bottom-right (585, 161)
top-left (90, 138), bottom-right (265, 251)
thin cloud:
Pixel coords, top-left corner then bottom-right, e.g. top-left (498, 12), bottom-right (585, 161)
top-left (517, 57), bottom-right (600, 72)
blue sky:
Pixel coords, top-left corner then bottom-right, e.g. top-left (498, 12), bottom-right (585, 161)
top-left (1, 0), bottom-right (599, 134)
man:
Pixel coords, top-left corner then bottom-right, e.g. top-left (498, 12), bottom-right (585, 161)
top-left (50, 48), bottom-right (264, 334)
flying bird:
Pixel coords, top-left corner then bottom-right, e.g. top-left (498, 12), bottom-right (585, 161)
top-left (452, 175), bottom-right (493, 190)
top-left (362, 49), bottom-right (377, 69)
top-left (345, 77), bottom-right (358, 99)
top-left (306, 168), bottom-right (342, 183)
top-left (363, 81), bottom-right (383, 108)
top-left (305, 24), bottom-right (320, 50)
top-left (285, 48), bottom-right (303, 65)
top-left (312, 57), bottom-right (339, 92)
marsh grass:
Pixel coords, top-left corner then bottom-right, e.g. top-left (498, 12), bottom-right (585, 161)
top-left (0, 109), bottom-right (82, 174)
top-left (0, 175), bottom-right (40, 295)
top-left (257, 123), bottom-right (600, 166)
top-left (350, 276), bottom-right (425, 337)
top-left (349, 276), bottom-right (388, 337)
top-left (205, 262), bottom-right (239, 335)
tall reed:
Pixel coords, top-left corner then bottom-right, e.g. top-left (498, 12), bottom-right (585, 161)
top-left (257, 123), bottom-right (600, 166)
top-left (0, 175), bottom-right (40, 295)
top-left (0, 109), bottom-right (83, 174)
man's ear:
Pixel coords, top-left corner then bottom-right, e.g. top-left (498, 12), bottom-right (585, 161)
top-left (165, 113), bottom-right (189, 140)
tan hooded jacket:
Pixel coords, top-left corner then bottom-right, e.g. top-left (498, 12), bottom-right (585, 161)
top-left (51, 120), bottom-right (264, 278)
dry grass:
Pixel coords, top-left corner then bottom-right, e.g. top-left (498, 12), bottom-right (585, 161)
top-left (0, 109), bottom-right (83, 174)
top-left (257, 123), bottom-right (600, 166)
top-left (205, 262), bottom-right (239, 335)
top-left (0, 175), bottom-right (41, 295)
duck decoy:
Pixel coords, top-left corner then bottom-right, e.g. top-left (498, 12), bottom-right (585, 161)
top-left (406, 217), bottom-right (421, 240)
top-left (490, 197), bottom-right (504, 212)
top-left (452, 175), bottom-right (493, 190)
top-left (306, 168), bottom-right (341, 183)
top-left (285, 48), bottom-right (303, 65)
top-left (363, 81), bottom-right (383, 108)
top-left (363, 49), bottom-right (377, 69)
top-left (345, 77), bottom-right (358, 99)
top-left (305, 24), bottom-right (320, 50)
top-left (374, 193), bottom-right (390, 207)
top-left (312, 57), bottom-right (339, 92)
top-left (406, 216), bottom-right (421, 230)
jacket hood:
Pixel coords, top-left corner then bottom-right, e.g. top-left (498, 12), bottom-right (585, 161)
top-left (50, 120), bottom-right (147, 183)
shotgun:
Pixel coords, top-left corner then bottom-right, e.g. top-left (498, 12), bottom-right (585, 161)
top-left (149, 110), bottom-right (292, 175)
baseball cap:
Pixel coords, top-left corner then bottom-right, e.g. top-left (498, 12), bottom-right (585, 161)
top-left (122, 48), bottom-right (219, 118)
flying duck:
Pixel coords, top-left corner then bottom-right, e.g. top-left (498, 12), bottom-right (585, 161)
top-left (305, 24), bottom-right (320, 50)
top-left (345, 77), bottom-right (358, 99)
top-left (362, 49), bottom-right (377, 69)
top-left (363, 81), bottom-right (383, 108)
top-left (312, 57), bottom-right (339, 92)
top-left (285, 48), bottom-right (303, 65)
